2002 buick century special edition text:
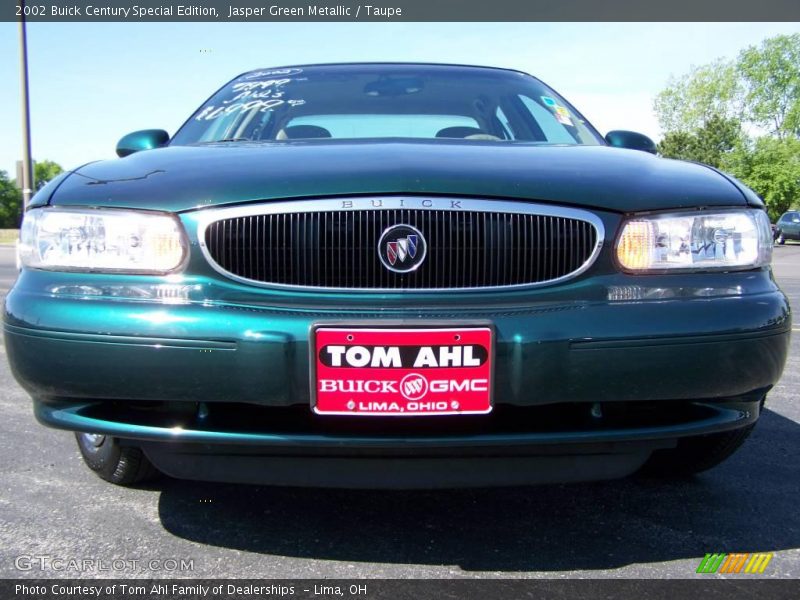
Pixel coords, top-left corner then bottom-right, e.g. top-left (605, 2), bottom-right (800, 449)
top-left (5, 64), bottom-right (790, 487)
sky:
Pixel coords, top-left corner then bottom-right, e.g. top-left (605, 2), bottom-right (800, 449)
top-left (1, 21), bottom-right (800, 178)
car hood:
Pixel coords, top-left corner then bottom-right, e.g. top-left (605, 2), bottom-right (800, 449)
top-left (43, 140), bottom-right (749, 213)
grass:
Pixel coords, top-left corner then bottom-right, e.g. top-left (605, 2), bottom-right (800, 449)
top-left (0, 230), bottom-right (19, 245)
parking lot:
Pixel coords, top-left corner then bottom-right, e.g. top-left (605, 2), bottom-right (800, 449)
top-left (0, 243), bottom-right (798, 579)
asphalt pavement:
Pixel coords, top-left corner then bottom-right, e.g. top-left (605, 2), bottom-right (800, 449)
top-left (0, 243), bottom-right (798, 579)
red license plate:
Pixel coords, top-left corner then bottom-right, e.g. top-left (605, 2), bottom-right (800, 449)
top-left (312, 327), bottom-right (493, 416)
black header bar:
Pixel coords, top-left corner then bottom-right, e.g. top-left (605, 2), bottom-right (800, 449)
top-left (3, 579), bottom-right (800, 600)
top-left (5, 0), bottom-right (800, 22)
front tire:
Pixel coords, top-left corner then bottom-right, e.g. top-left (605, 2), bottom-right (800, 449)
top-left (638, 424), bottom-right (756, 477)
top-left (777, 232), bottom-right (785, 245)
top-left (75, 433), bottom-right (159, 485)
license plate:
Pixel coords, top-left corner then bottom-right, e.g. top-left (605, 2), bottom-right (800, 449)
top-left (312, 327), bottom-right (493, 416)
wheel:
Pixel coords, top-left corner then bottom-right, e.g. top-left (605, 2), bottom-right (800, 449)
top-left (75, 433), bottom-right (160, 485)
top-left (776, 232), bottom-right (785, 245)
top-left (638, 424), bottom-right (756, 477)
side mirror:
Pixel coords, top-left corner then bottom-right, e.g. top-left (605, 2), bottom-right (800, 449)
top-left (605, 130), bottom-right (657, 155)
top-left (116, 129), bottom-right (169, 158)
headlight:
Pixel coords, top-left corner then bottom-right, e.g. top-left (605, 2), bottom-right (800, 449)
top-left (616, 209), bottom-right (772, 272)
top-left (18, 208), bottom-right (187, 274)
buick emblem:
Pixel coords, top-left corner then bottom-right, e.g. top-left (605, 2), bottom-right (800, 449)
top-left (378, 224), bottom-right (427, 273)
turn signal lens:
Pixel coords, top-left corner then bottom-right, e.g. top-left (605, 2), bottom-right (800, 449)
top-left (616, 210), bottom-right (772, 272)
top-left (617, 220), bottom-right (654, 270)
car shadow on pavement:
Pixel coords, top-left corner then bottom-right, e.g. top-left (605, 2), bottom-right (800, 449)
top-left (156, 408), bottom-right (800, 572)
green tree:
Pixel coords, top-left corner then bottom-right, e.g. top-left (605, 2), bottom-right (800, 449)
top-left (658, 114), bottom-right (743, 168)
top-left (738, 34), bottom-right (800, 139)
top-left (0, 171), bottom-right (23, 228)
top-left (654, 34), bottom-right (800, 221)
top-left (654, 59), bottom-right (742, 134)
top-left (657, 35), bottom-right (800, 140)
top-left (34, 159), bottom-right (64, 191)
top-left (724, 137), bottom-right (800, 221)
top-left (657, 131), bottom-right (694, 161)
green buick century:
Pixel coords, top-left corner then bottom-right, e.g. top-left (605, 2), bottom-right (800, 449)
top-left (5, 64), bottom-right (790, 488)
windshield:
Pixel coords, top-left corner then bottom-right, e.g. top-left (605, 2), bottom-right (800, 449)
top-left (171, 64), bottom-right (603, 146)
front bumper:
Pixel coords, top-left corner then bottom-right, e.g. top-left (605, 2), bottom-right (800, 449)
top-left (4, 267), bottom-right (790, 486)
top-left (4, 269), bottom-right (791, 406)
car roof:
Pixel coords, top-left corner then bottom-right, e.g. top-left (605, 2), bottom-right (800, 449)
top-left (240, 62), bottom-right (531, 78)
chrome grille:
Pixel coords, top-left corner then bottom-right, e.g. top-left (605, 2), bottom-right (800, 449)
top-left (200, 198), bottom-right (603, 290)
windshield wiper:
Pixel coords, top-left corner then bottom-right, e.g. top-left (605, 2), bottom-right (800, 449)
top-left (199, 137), bottom-right (253, 144)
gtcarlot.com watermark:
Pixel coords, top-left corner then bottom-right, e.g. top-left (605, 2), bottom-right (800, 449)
top-left (14, 554), bottom-right (194, 573)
